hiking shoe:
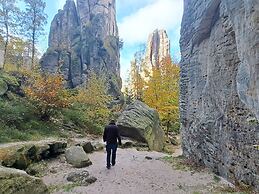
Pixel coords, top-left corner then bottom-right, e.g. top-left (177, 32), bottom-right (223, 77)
top-left (106, 166), bottom-right (111, 169)
top-left (112, 163), bottom-right (115, 166)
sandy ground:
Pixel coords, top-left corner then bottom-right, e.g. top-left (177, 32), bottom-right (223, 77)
top-left (42, 146), bottom-right (231, 194)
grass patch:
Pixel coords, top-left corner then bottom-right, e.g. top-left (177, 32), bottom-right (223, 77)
top-left (214, 185), bottom-right (253, 194)
top-left (0, 95), bottom-right (68, 143)
top-left (0, 121), bottom-right (68, 143)
top-left (48, 183), bottom-right (80, 193)
top-left (161, 155), bottom-right (204, 171)
top-left (0, 95), bottom-right (103, 143)
top-left (63, 183), bottom-right (81, 192)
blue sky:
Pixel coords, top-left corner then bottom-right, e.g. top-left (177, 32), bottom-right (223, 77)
top-left (40, 0), bottom-right (184, 82)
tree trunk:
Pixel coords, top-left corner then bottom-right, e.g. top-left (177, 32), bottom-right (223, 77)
top-left (31, 31), bottom-right (35, 69)
top-left (31, 7), bottom-right (37, 69)
top-left (3, 22), bottom-right (9, 70)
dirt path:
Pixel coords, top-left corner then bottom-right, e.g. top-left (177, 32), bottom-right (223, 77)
top-left (42, 147), bottom-right (232, 194)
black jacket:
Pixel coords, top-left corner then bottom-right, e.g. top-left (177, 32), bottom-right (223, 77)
top-left (103, 123), bottom-right (122, 145)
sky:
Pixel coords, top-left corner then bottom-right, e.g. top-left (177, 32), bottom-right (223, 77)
top-left (40, 0), bottom-right (184, 83)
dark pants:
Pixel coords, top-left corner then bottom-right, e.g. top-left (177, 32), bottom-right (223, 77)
top-left (106, 144), bottom-right (118, 167)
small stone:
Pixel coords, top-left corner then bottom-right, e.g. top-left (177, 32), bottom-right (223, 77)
top-left (145, 156), bottom-right (153, 160)
top-left (50, 168), bottom-right (57, 174)
top-left (82, 142), bottom-right (94, 153)
top-left (92, 143), bottom-right (105, 151)
top-left (67, 171), bottom-right (89, 182)
top-left (122, 141), bottom-right (133, 148)
top-left (67, 171), bottom-right (97, 186)
top-left (26, 162), bottom-right (48, 177)
top-left (86, 176), bottom-right (97, 184)
top-left (169, 136), bottom-right (178, 145)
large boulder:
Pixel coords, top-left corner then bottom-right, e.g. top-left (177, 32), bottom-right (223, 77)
top-left (0, 166), bottom-right (49, 194)
top-left (0, 140), bottom-right (67, 170)
top-left (117, 101), bottom-right (165, 151)
top-left (65, 146), bottom-right (92, 168)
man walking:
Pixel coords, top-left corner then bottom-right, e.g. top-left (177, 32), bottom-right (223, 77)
top-left (103, 120), bottom-right (122, 169)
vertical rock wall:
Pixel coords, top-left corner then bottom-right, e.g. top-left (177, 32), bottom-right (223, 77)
top-left (41, 0), bottom-right (122, 98)
top-left (144, 29), bottom-right (170, 68)
top-left (180, 0), bottom-right (259, 190)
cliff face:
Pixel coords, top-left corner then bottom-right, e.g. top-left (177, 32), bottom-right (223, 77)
top-left (41, 0), bottom-right (121, 98)
top-left (144, 29), bottom-right (170, 68)
top-left (180, 0), bottom-right (259, 190)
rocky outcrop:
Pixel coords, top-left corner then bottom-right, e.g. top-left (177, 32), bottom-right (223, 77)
top-left (41, 0), bottom-right (122, 99)
top-left (0, 140), bottom-right (67, 170)
top-left (0, 166), bottom-right (49, 194)
top-left (180, 0), bottom-right (259, 190)
top-left (117, 100), bottom-right (165, 151)
top-left (65, 146), bottom-right (92, 168)
top-left (144, 29), bottom-right (170, 68)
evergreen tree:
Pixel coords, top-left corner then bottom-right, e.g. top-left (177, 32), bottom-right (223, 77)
top-left (0, 0), bottom-right (21, 69)
top-left (23, 0), bottom-right (47, 68)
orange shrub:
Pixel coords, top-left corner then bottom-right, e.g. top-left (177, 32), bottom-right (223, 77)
top-left (24, 73), bottom-right (71, 120)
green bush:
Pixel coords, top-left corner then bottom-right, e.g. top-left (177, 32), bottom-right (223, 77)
top-left (0, 95), bottom-right (68, 143)
top-left (0, 96), bottom-right (35, 127)
top-left (61, 104), bottom-right (104, 135)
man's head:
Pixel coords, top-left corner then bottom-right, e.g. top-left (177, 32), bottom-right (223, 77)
top-left (109, 120), bottom-right (116, 125)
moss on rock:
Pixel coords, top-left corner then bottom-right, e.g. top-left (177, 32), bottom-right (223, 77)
top-left (0, 166), bottom-right (49, 194)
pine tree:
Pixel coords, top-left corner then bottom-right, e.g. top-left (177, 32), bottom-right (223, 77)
top-left (0, 0), bottom-right (21, 69)
top-left (23, 0), bottom-right (47, 68)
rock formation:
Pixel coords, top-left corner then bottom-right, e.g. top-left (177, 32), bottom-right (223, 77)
top-left (0, 140), bottom-right (67, 170)
top-left (180, 0), bottom-right (259, 190)
top-left (144, 29), bottom-right (170, 68)
top-left (0, 166), bottom-right (49, 194)
top-left (65, 146), bottom-right (92, 168)
top-left (41, 0), bottom-right (122, 98)
top-left (117, 100), bottom-right (165, 152)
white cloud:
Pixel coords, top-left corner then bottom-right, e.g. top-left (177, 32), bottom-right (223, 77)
top-left (56, 0), bottom-right (66, 9)
top-left (118, 0), bottom-right (183, 45)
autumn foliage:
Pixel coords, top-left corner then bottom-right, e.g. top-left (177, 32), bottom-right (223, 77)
top-left (74, 71), bottom-right (112, 126)
top-left (126, 56), bottom-right (180, 133)
top-left (143, 57), bottom-right (180, 133)
top-left (24, 73), bottom-right (71, 120)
